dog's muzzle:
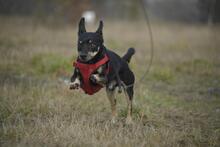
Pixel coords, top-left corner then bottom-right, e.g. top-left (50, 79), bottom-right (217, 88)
top-left (79, 54), bottom-right (87, 60)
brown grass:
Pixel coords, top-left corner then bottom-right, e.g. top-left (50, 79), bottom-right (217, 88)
top-left (0, 16), bottom-right (220, 147)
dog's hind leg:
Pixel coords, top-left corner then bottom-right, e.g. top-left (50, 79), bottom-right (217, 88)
top-left (115, 73), bottom-right (123, 93)
top-left (106, 88), bottom-right (117, 123)
top-left (123, 86), bottom-right (134, 124)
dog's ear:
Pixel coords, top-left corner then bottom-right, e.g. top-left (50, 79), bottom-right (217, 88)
top-left (96, 20), bottom-right (103, 36)
top-left (78, 17), bottom-right (86, 36)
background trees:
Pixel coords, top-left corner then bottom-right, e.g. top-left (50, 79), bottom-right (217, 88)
top-left (0, 0), bottom-right (219, 24)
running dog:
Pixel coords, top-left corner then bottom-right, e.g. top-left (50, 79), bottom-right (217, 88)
top-left (70, 18), bottom-right (135, 124)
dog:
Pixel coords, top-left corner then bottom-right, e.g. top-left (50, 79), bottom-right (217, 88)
top-left (70, 17), bottom-right (135, 124)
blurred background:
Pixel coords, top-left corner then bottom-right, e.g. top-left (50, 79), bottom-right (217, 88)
top-left (0, 0), bottom-right (220, 23)
top-left (0, 0), bottom-right (220, 146)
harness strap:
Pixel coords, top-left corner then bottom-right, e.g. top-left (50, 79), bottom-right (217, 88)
top-left (73, 54), bottom-right (109, 95)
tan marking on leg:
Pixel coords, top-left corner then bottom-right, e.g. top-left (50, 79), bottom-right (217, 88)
top-left (106, 89), bottom-right (117, 123)
top-left (124, 89), bottom-right (133, 124)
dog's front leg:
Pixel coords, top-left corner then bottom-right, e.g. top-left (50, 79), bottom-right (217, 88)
top-left (70, 77), bottom-right (81, 89)
top-left (70, 68), bottom-right (81, 89)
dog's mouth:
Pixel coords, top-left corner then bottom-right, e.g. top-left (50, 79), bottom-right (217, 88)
top-left (79, 54), bottom-right (88, 61)
top-left (78, 50), bottom-right (99, 62)
top-left (78, 53), bottom-right (92, 62)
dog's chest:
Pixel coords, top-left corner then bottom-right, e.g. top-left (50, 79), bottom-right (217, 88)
top-left (73, 54), bottom-right (109, 95)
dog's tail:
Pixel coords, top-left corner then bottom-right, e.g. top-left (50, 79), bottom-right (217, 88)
top-left (122, 48), bottom-right (135, 63)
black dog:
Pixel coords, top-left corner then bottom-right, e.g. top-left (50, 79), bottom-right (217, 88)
top-left (70, 18), bottom-right (135, 124)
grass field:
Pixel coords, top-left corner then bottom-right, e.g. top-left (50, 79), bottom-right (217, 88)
top-left (0, 17), bottom-right (220, 147)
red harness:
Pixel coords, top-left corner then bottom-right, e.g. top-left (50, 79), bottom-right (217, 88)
top-left (73, 54), bottom-right (109, 95)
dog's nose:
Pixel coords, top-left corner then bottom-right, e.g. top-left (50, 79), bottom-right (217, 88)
top-left (80, 55), bottom-right (87, 60)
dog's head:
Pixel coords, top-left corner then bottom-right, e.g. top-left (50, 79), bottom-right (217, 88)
top-left (77, 17), bottom-right (104, 62)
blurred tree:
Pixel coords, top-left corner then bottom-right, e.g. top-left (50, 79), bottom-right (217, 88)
top-left (146, 0), bottom-right (200, 23)
top-left (198, 0), bottom-right (220, 24)
top-left (0, 0), bottom-right (36, 15)
top-left (56, 0), bottom-right (91, 22)
top-left (0, 0), bottom-right (219, 24)
top-left (0, 0), bottom-right (92, 23)
top-left (92, 0), bottom-right (141, 20)
top-left (214, 0), bottom-right (220, 23)
top-left (198, 0), bottom-right (212, 23)
top-left (213, 0), bottom-right (220, 23)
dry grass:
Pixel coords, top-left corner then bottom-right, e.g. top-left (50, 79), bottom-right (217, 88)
top-left (0, 16), bottom-right (220, 147)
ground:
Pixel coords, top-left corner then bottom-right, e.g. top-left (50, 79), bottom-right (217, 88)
top-left (0, 17), bottom-right (220, 147)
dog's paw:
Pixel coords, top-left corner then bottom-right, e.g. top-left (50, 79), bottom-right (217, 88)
top-left (125, 117), bottom-right (133, 125)
top-left (69, 78), bottom-right (81, 90)
top-left (69, 82), bottom-right (80, 90)
top-left (111, 116), bottom-right (117, 124)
